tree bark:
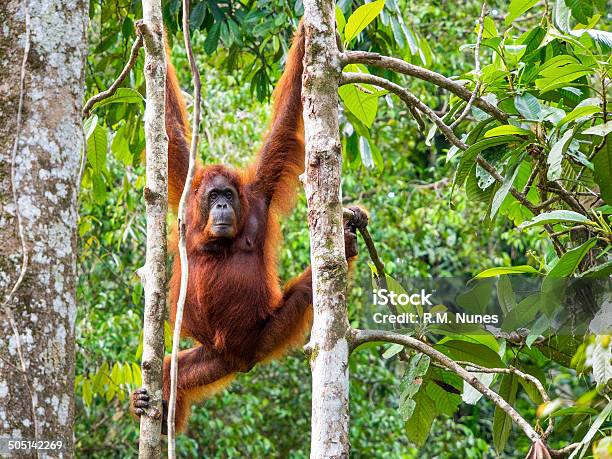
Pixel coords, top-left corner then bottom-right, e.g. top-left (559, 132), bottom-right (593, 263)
top-left (301, 2), bottom-right (350, 458)
top-left (0, 0), bottom-right (88, 457)
top-left (136, 2), bottom-right (168, 458)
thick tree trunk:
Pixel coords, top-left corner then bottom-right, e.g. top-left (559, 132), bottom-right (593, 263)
top-left (136, 1), bottom-right (168, 458)
top-left (301, 2), bottom-right (350, 458)
top-left (0, 0), bottom-right (88, 457)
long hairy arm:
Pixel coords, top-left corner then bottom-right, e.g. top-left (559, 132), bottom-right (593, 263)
top-left (165, 45), bottom-right (197, 213)
top-left (248, 21), bottom-right (306, 215)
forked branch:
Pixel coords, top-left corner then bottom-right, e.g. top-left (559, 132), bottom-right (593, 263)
top-left (82, 34), bottom-right (143, 118)
top-left (341, 51), bottom-right (508, 122)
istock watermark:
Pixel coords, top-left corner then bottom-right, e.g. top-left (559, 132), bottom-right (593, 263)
top-left (361, 275), bottom-right (611, 336)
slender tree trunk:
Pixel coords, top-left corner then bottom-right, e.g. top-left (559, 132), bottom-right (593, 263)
top-left (0, 0), bottom-right (88, 457)
top-left (301, 2), bottom-right (350, 458)
top-left (136, 0), bottom-right (168, 457)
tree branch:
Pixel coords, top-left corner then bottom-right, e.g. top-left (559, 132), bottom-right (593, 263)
top-left (351, 329), bottom-right (541, 444)
top-left (340, 72), bottom-right (468, 150)
top-left (341, 51), bottom-right (508, 122)
top-left (82, 34), bottom-right (143, 118)
top-left (167, 2), bottom-right (202, 456)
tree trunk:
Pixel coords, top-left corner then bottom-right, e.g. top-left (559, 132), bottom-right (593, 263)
top-left (136, 1), bottom-right (168, 457)
top-left (0, 0), bottom-right (88, 457)
top-left (301, 2), bottom-right (350, 458)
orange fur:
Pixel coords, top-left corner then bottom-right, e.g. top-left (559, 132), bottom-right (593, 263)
top-left (135, 22), bottom-right (366, 434)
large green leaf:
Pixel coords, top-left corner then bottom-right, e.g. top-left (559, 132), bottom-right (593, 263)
top-left (405, 389), bottom-right (437, 446)
top-left (547, 239), bottom-right (596, 278)
top-left (90, 87), bottom-right (143, 112)
top-left (436, 340), bottom-right (504, 368)
top-left (476, 265), bottom-right (540, 278)
top-left (505, 0), bottom-right (539, 25)
top-left (87, 124), bottom-right (108, 174)
top-left (335, 6), bottom-right (346, 36)
top-left (518, 210), bottom-right (588, 230)
top-left (515, 93), bottom-right (542, 120)
top-left (493, 373), bottom-right (518, 453)
top-left (566, 0), bottom-right (593, 23)
top-left (344, 0), bottom-right (385, 43)
top-left (593, 137), bottom-right (612, 204)
top-left (483, 125), bottom-right (533, 138)
top-left (339, 84), bottom-right (379, 128)
top-left (558, 104), bottom-right (600, 126)
top-left (491, 161), bottom-right (522, 218)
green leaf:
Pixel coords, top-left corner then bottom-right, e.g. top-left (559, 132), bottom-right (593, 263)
top-left (493, 374), bottom-right (519, 453)
top-left (547, 128), bottom-right (574, 181)
top-left (506, 0), bottom-right (539, 25)
top-left (547, 239), bottom-right (596, 278)
top-left (405, 389), bottom-right (437, 446)
top-left (189, 2), bottom-right (207, 31)
top-left (91, 173), bottom-right (107, 205)
top-left (90, 87), bottom-right (143, 112)
top-left (83, 379), bottom-right (93, 406)
top-left (518, 210), bottom-right (588, 230)
top-left (481, 16), bottom-right (498, 39)
top-left (497, 276), bottom-right (517, 314)
top-left (484, 125), bottom-right (533, 138)
top-left (123, 362), bottom-right (133, 386)
top-left (335, 6), bottom-right (346, 36)
top-left (382, 343), bottom-right (404, 359)
top-left (582, 121), bottom-right (612, 137)
top-left (436, 340), bottom-right (504, 368)
top-left (87, 124), bottom-right (108, 173)
top-left (476, 265), bottom-right (540, 278)
top-left (426, 382), bottom-right (461, 416)
top-left (92, 362), bottom-right (109, 393)
top-left (454, 136), bottom-right (518, 189)
top-left (131, 363), bottom-right (142, 386)
top-left (339, 84), bottom-right (379, 128)
top-left (204, 22), bottom-right (221, 54)
top-left (558, 105), bottom-right (600, 126)
top-left (554, 0), bottom-right (572, 32)
top-left (566, 0), bottom-right (593, 24)
top-left (515, 93), bottom-right (542, 120)
top-left (344, 0), bottom-right (385, 43)
top-left (111, 124), bottom-right (132, 166)
top-left (491, 161), bottom-right (521, 218)
top-left (593, 138), bottom-right (612, 204)
top-left (579, 261), bottom-right (612, 278)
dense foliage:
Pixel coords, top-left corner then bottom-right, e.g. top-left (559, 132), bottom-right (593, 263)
top-left (78, 0), bottom-right (610, 457)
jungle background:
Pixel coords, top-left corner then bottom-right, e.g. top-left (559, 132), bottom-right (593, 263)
top-left (76, 0), bottom-right (611, 457)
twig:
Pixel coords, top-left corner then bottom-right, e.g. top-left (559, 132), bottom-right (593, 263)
top-left (351, 329), bottom-right (541, 444)
top-left (450, 2), bottom-right (486, 129)
top-left (168, 1), bottom-right (202, 456)
top-left (82, 34), bottom-right (143, 118)
top-left (341, 51), bottom-right (508, 122)
top-left (3, 0), bottom-right (40, 451)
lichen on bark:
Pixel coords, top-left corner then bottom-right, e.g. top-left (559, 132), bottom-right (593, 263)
top-left (0, 0), bottom-right (88, 456)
